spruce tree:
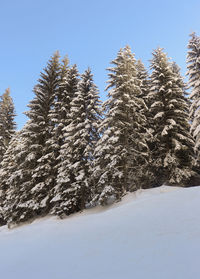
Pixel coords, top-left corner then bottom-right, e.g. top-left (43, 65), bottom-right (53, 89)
top-left (51, 68), bottom-right (101, 217)
top-left (135, 60), bottom-right (156, 187)
top-left (0, 131), bottom-right (27, 224)
top-left (50, 63), bottom-right (78, 170)
top-left (49, 55), bottom-right (69, 155)
top-left (2, 52), bottom-right (61, 224)
top-left (49, 64), bottom-right (80, 216)
top-left (0, 88), bottom-right (16, 162)
top-left (92, 46), bottom-right (149, 205)
top-left (187, 32), bottom-right (200, 162)
top-left (136, 60), bottom-right (150, 103)
top-left (148, 48), bottom-right (195, 185)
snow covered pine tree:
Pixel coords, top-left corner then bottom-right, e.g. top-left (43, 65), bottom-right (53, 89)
top-left (0, 131), bottom-right (27, 224)
top-left (187, 32), bottom-right (200, 165)
top-left (50, 64), bottom-right (80, 216)
top-left (51, 68), bottom-right (101, 217)
top-left (48, 55), bottom-right (69, 176)
top-left (0, 88), bottom-right (16, 162)
top-left (92, 46), bottom-right (149, 205)
top-left (0, 52), bottom-right (61, 224)
top-left (135, 59), bottom-right (156, 188)
top-left (148, 48), bottom-right (195, 185)
top-left (136, 59), bottom-right (150, 104)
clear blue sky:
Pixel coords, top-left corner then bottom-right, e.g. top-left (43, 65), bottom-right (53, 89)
top-left (0, 0), bottom-right (199, 129)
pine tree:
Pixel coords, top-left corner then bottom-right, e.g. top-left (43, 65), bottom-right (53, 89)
top-left (49, 63), bottom-right (78, 173)
top-left (0, 131), bottom-right (27, 224)
top-left (51, 68), bottom-right (101, 217)
top-left (135, 60), bottom-right (156, 187)
top-left (49, 56), bottom-right (69, 153)
top-left (0, 88), bottom-right (16, 162)
top-left (136, 60), bottom-right (150, 102)
top-left (2, 52), bottom-right (61, 224)
top-left (187, 32), bottom-right (200, 162)
top-left (49, 64), bottom-right (80, 216)
top-left (92, 46), bottom-right (149, 205)
top-left (148, 48), bottom-right (195, 185)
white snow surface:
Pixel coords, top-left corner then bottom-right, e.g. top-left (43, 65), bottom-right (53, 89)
top-left (1, 185), bottom-right (200, 279)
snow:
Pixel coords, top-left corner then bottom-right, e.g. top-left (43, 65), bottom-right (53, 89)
top-left (154, 111), bottom-right (164, 119)
top-left (0, 185), bottom-right (200, 279)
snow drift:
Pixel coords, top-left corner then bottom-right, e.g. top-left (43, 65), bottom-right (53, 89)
top-left (0, 185), bottom-right (200, 279)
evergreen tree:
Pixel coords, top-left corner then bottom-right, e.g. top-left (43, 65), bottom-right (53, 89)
top-left (49, 64), bottom-right (80, 216)
top-left (49, 63), bottom-right (78, 173)
top-left (0, 88), bottom-right (16, 162)
top-left (148, 48), bottom-right (195, 185)
top-left (92, 46), bottom-right (149, 205)
top-left (2, 52), bottom-right (61, 224)
top-left (187, 32), bottom-right (200, 162)
top-left (51, 68), bottom-right (101, 217)
top-left (0, 131), bottom-right (27, 224)
top-left (135, 60), bottom-right (156, 187)
top-left (50, 56), bottom-right (69, 153)
top-left (136, 59), bottom-right (150, 103)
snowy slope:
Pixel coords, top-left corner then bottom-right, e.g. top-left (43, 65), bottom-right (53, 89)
top-left (0, 186), bottom-right (200, 279)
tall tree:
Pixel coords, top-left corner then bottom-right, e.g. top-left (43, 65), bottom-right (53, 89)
top-left (92, 46), bottom-right (149, 205)
top-left (51, 68), bottom-right (101, 217)
top-left (0, 131), bottom-right (27, 224)
top-left (0, 88), bottom-right (16, 162)
top-left (187, 32), bottom-right (200, 162)
top-left (148, 48), bottom-right (195, 185)
top-left (49, 64), bottom-right (80, 216)
top-left (136, 59), bottom-right (150, 103)
top-left (49, 55), bottom-right (70, 154)
top-left (135, 60), bottom-right (156, 187)
top-left (1, 52), bottom-right (61, 224)
top-left (49, 63), bottom-right (78, 175)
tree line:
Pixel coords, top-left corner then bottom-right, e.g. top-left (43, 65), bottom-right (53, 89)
top-left (0, 33), bottom-right (200, 226)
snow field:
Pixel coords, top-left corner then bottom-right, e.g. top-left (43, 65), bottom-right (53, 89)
top-left (0, 186), bottom-right (200, 279)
